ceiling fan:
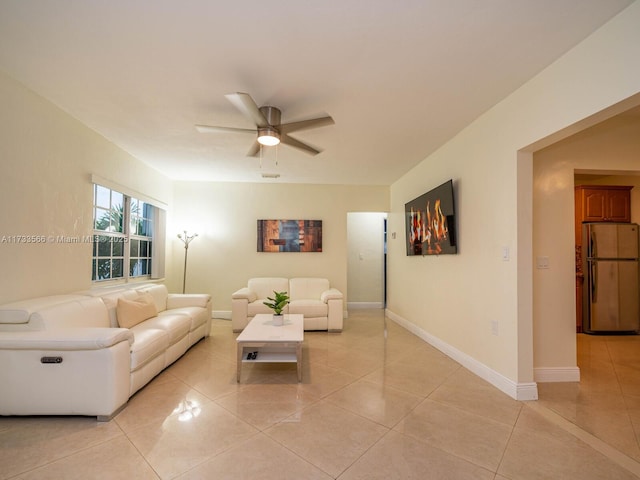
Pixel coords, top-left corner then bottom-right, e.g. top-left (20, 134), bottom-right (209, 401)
top-left (195, 92), bottom-right (334, 156)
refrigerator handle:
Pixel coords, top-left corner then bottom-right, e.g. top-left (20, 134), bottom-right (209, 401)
top-left (591, 261), bottom-right (597, 302)
top-left (590, 230), bottom-right (596, 258)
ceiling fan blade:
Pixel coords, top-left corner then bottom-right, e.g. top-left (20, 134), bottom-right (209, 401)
top-left (246, 141), bottom-right (261, 157)
top-left (225, 92), bottom-right (269, 128)
top-left (281, 134), bottom-right (321, 155)
top-left (195, 124), bottom-right (256, 134)
top-left (280, 116), bottom-right (334, 134)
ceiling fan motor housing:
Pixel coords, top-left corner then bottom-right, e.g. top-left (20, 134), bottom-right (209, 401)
top-left (259, 106), bottom-right (281, 127)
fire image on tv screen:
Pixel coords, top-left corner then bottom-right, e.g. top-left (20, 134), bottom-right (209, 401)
top-left (405, 179), bottom-right (457, 256)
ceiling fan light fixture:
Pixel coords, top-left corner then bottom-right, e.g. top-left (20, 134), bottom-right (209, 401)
top-left (196, 93), bottom-right (332, 156)
top-left (257, 127), bottom-right (280, 146)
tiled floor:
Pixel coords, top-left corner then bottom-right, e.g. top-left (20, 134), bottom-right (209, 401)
top-left (2, 310), bottom-right (640, 479)
top-left (538, 333), bottom-right (640, 470)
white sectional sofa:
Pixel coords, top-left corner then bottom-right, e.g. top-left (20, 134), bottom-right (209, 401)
top-left (231, 277), bottom-right (343, 332)
top-left (0, 284), bottom-right (211, 421)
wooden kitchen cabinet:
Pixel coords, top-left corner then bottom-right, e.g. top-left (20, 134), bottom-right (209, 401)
top-left (574, 185), bottom-right (632, 332)
top-left (575, 185), bottom-right (631, 228)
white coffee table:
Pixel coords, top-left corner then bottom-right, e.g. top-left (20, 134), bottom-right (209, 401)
top-left (236, 313), bottom-right (304, 382)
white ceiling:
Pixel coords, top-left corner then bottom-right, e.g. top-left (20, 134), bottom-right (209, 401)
top-left (0, 0), bottom-right (634, 185)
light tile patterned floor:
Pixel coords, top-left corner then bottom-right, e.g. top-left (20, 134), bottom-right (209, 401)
top-left (1, 310), bottom-right (640, 479)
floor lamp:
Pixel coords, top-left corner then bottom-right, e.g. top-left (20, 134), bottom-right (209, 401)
top-left (177, 231), bottom-right (198, 294)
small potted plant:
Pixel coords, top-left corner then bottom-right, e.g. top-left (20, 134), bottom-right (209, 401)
top-left (263, 291), bottom-right (290, 325)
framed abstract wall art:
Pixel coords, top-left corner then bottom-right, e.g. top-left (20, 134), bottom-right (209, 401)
top-left (257, 219), bottom-right (322, 252)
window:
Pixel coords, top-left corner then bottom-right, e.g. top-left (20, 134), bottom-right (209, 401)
top-left (92, 184), bottom-right (157, 282)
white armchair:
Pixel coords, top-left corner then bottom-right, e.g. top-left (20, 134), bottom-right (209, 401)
top-left (231, 277), bottom-right (343, 332)
top-left (231, 277), bottom-right (289, 332)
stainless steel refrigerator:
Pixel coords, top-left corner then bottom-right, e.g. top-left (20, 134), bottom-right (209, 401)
top-left (582, 223), bottom-right (640, 334)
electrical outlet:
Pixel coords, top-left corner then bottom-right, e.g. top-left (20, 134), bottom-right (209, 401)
top-left (491, 320), bottom-right (499, 336)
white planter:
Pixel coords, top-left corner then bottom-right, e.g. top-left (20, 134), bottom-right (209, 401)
top-left (272, 314), bottom-right (284, 326)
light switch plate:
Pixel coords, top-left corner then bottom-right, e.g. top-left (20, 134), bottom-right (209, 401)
top-left (536, 256), bottom-right (550, 269)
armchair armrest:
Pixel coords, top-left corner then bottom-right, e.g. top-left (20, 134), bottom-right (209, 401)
top-left (0, 328), bottom-right (133, 421)
top-left (320, 288), bottom-right (343, 303)
top-left (167, 294), bottom-right (211, 309)
top-left (232, 287), bottom-right (257, 303)
top-left (0, 328), bottom-right (133, 350)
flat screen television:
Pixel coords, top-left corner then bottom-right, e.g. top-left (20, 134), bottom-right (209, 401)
top-left (405, 179), bottom-right (457, 256)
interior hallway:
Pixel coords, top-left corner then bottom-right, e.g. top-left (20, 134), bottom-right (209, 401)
top-left (1, 310), bottom-right (639, 479)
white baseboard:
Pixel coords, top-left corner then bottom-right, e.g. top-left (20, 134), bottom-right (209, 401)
top-left (385, 309), bottom-right (539, 401)
top-left (347, 302), bottom-right (384, 309)
top-left (534, 367), bottom-right (580, 383)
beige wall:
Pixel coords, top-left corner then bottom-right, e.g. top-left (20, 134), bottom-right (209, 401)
top-left (0, 71), bottom-right (173, 304)
top-left (533, 114), bottom-right (640, 370)
top-left (168, 181), bottom-right (389, 313)
top-left (386, 1), bottom-right (640, 393)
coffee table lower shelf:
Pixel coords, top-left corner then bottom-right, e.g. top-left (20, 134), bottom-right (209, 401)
top-left (236, 343), bottom-right (302, 382)
top-left (241, 351), bottom-right (297, 363)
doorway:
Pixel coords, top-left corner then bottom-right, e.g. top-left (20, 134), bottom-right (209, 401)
top-left (346, 212), bottom-right (387, 310)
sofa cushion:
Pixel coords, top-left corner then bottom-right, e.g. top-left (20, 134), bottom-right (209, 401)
top-left (0, 295), bottom-right (88, 325)
top-left (139, 312), bottom-right (191, 344)
top-left (167, 294), bottom-right (210, 309)
top-left (158, 307), bottom-right (207, 332)
top-left (136, 285), bottom-right (169, 312)
top-left (289, 299), bottom-right (327, 318)
top-left (247, 278), bottom-right (289, 300)
top-left (289, 278), bottom-right (330, 300)
top-left (248, 301), bottom-right (284, 316)
top-left (29, 297), bottom-right (111, 330)
top-left (128, 326), bottom-right (169, 372)
top-left (116, 293), bottom-right (158, 329)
